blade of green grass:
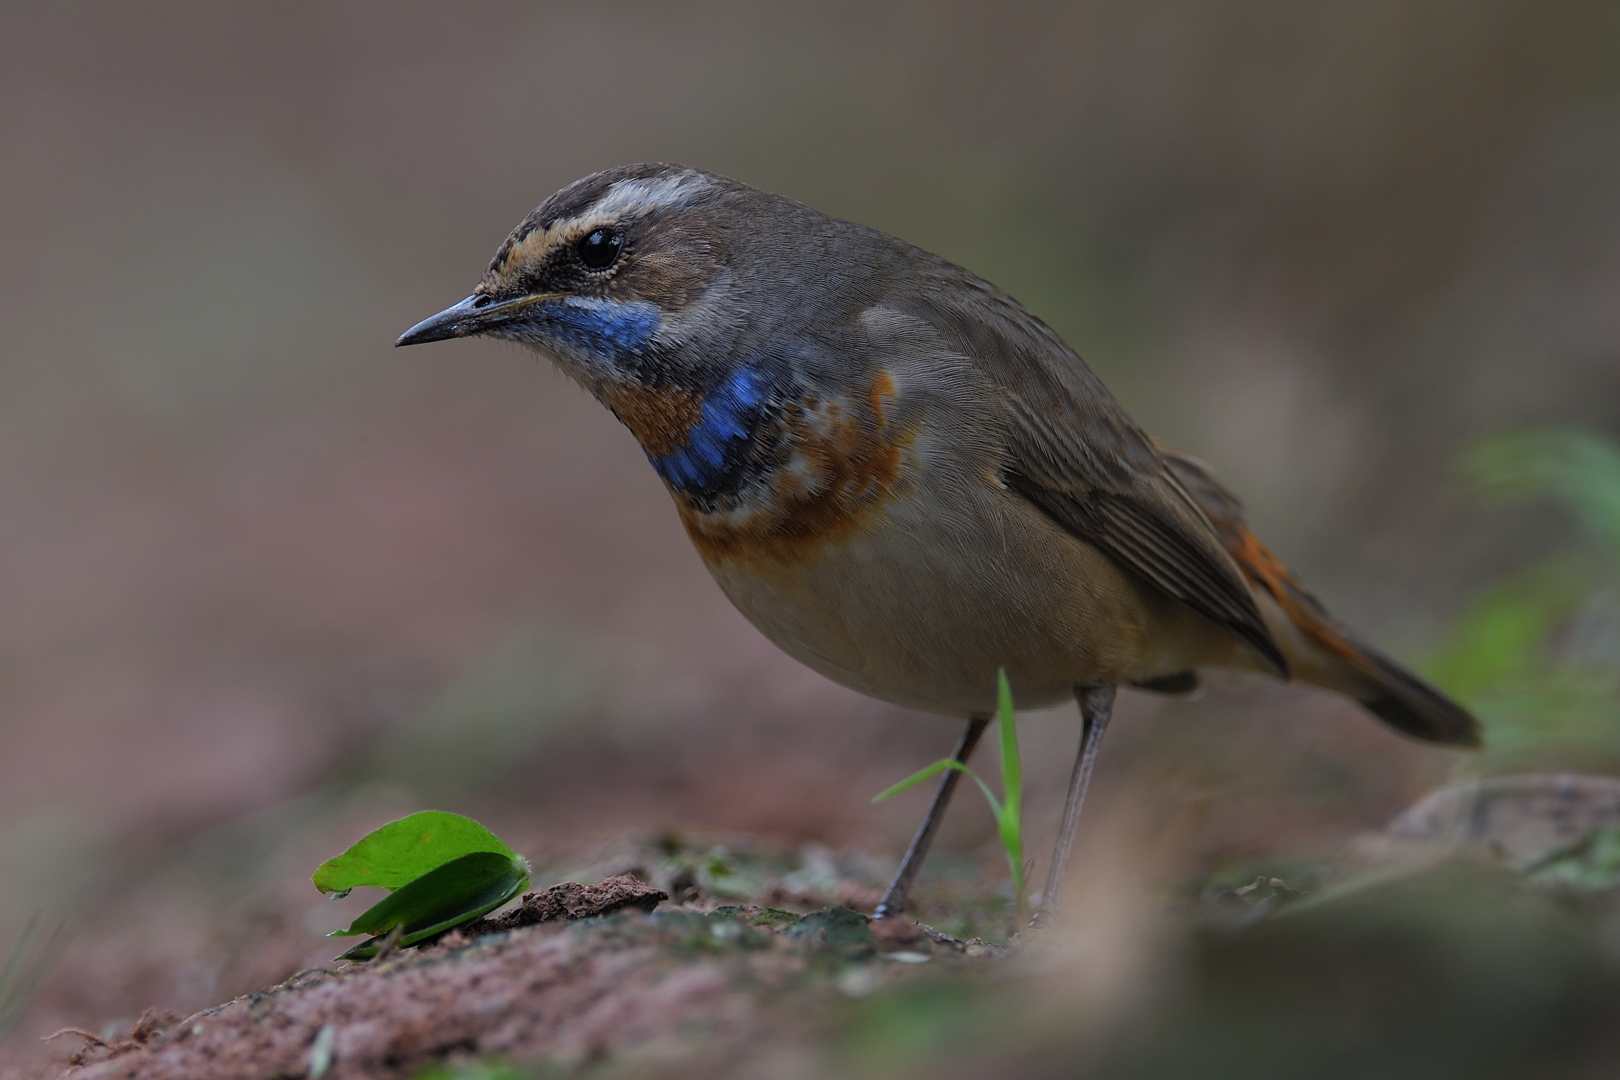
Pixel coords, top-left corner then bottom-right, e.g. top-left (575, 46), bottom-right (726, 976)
top-left (873, 759), bottom-right (1004, 818)
top-left (872, 759), bottom-right (959, 804)
top-left (871, 668), bottom-right (1027, 925)
top-left (994, 668), bottom-right (1026, 915)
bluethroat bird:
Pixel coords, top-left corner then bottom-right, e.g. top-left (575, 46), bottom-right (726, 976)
top-left (398, 164), bottom-right (1479, 922)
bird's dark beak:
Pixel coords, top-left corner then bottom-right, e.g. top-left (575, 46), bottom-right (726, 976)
top-left (396, 293), bottom-right (547, 347)
top-left (395, 294), bottom-right (488, 347)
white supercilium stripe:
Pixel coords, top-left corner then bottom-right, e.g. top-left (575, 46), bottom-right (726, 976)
top-left (591, 171), bottom-right (711, 218)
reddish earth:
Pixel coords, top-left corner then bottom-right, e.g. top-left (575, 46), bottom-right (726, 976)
top-left (15, 776), bottom-right (1620, 1079)
top-left (45, 870), bottom-right (990, 1080)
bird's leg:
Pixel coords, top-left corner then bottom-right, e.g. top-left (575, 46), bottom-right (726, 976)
top-left (873, 714), bottom-right (990, 920)
top-left (1031, 683), bottom-right (1116, 926)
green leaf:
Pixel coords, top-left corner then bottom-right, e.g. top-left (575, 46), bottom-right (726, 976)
top-left (312, 811), bottom-right (519, 895)
top-left (331, 850), bottom-right (527, 937)
top-left (337, 883), bottom-right (522, 961)
top-left (330, 850), bottom-right (529, 957)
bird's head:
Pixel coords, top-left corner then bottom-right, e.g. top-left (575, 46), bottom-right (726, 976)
top-left (399, 164), bottom-right (814, 495)
top-left (396, 163), bottom-right (770, 390)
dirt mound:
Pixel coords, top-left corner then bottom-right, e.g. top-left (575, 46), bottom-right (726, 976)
top-left (56, 875), bottom-right (982, 1079)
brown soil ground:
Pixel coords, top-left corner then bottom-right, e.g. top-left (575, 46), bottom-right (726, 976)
top-left (40, 855), bottom-right (1000, 1080)
top-left (16, 776), bottom-right (1620, 1080)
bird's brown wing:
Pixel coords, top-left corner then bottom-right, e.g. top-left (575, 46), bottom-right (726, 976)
top-left (905, 277), bottom-right (1287, 676)
top-left (1002, 394), bottom-right (1287, 676)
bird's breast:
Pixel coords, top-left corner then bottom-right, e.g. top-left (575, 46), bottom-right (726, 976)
top-left (659, 368), bottom-right (1215, 714)
top-left (602, 367), bottom-right (772, 498)
top-left (671, 369), bottom-right (917, 571)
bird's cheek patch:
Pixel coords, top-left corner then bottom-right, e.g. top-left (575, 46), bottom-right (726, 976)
top-left (618, 247), bottom-right (715, 313)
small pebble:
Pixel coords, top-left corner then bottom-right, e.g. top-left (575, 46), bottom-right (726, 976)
top-left (836, 967), bottom-right (882, 997)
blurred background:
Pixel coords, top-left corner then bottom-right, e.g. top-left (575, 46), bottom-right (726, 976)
top-left (3, 0), bottom-right (1619, 1073)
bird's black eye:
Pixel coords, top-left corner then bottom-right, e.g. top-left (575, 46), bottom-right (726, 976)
top-left (576, 227), bottom-right (623, 271)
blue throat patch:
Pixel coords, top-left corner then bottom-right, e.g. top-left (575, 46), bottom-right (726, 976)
top-left (541, 298), bottom-right (661, 356)
top-left (651, 367), bottom-right (770, 496)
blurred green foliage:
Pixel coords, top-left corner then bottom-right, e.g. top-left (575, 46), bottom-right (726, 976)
top-left (1431, 430), bottom-right (1620, 759)
top-left (1469, 431), bottom-right (1620, 546)
top-left (0, 916), bottom-right (62, 1042)
top-left (1524, 824), bottom-right (1620, 893)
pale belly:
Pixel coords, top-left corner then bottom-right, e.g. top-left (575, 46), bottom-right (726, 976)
top-left (693, 487), bottom-right (1209, 717)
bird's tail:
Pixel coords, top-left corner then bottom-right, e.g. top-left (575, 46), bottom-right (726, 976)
top-left (1163, 451), bottom-right (1481, 748)
top-left (1331, 633), bottom-right (1481, 747)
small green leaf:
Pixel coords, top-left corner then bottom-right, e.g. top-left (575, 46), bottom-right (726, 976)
top-left (337, 884), bottom-right (522, 961)
top-left (312, 811), bottom-right (519, 895)
top-left (330, 850), bottom-right (529, 959)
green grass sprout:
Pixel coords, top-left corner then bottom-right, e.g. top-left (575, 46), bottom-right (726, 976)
top-left (1, 913), bottom-right (65, 1040)
top-left (875, 668), bottom-right (1026, 920)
